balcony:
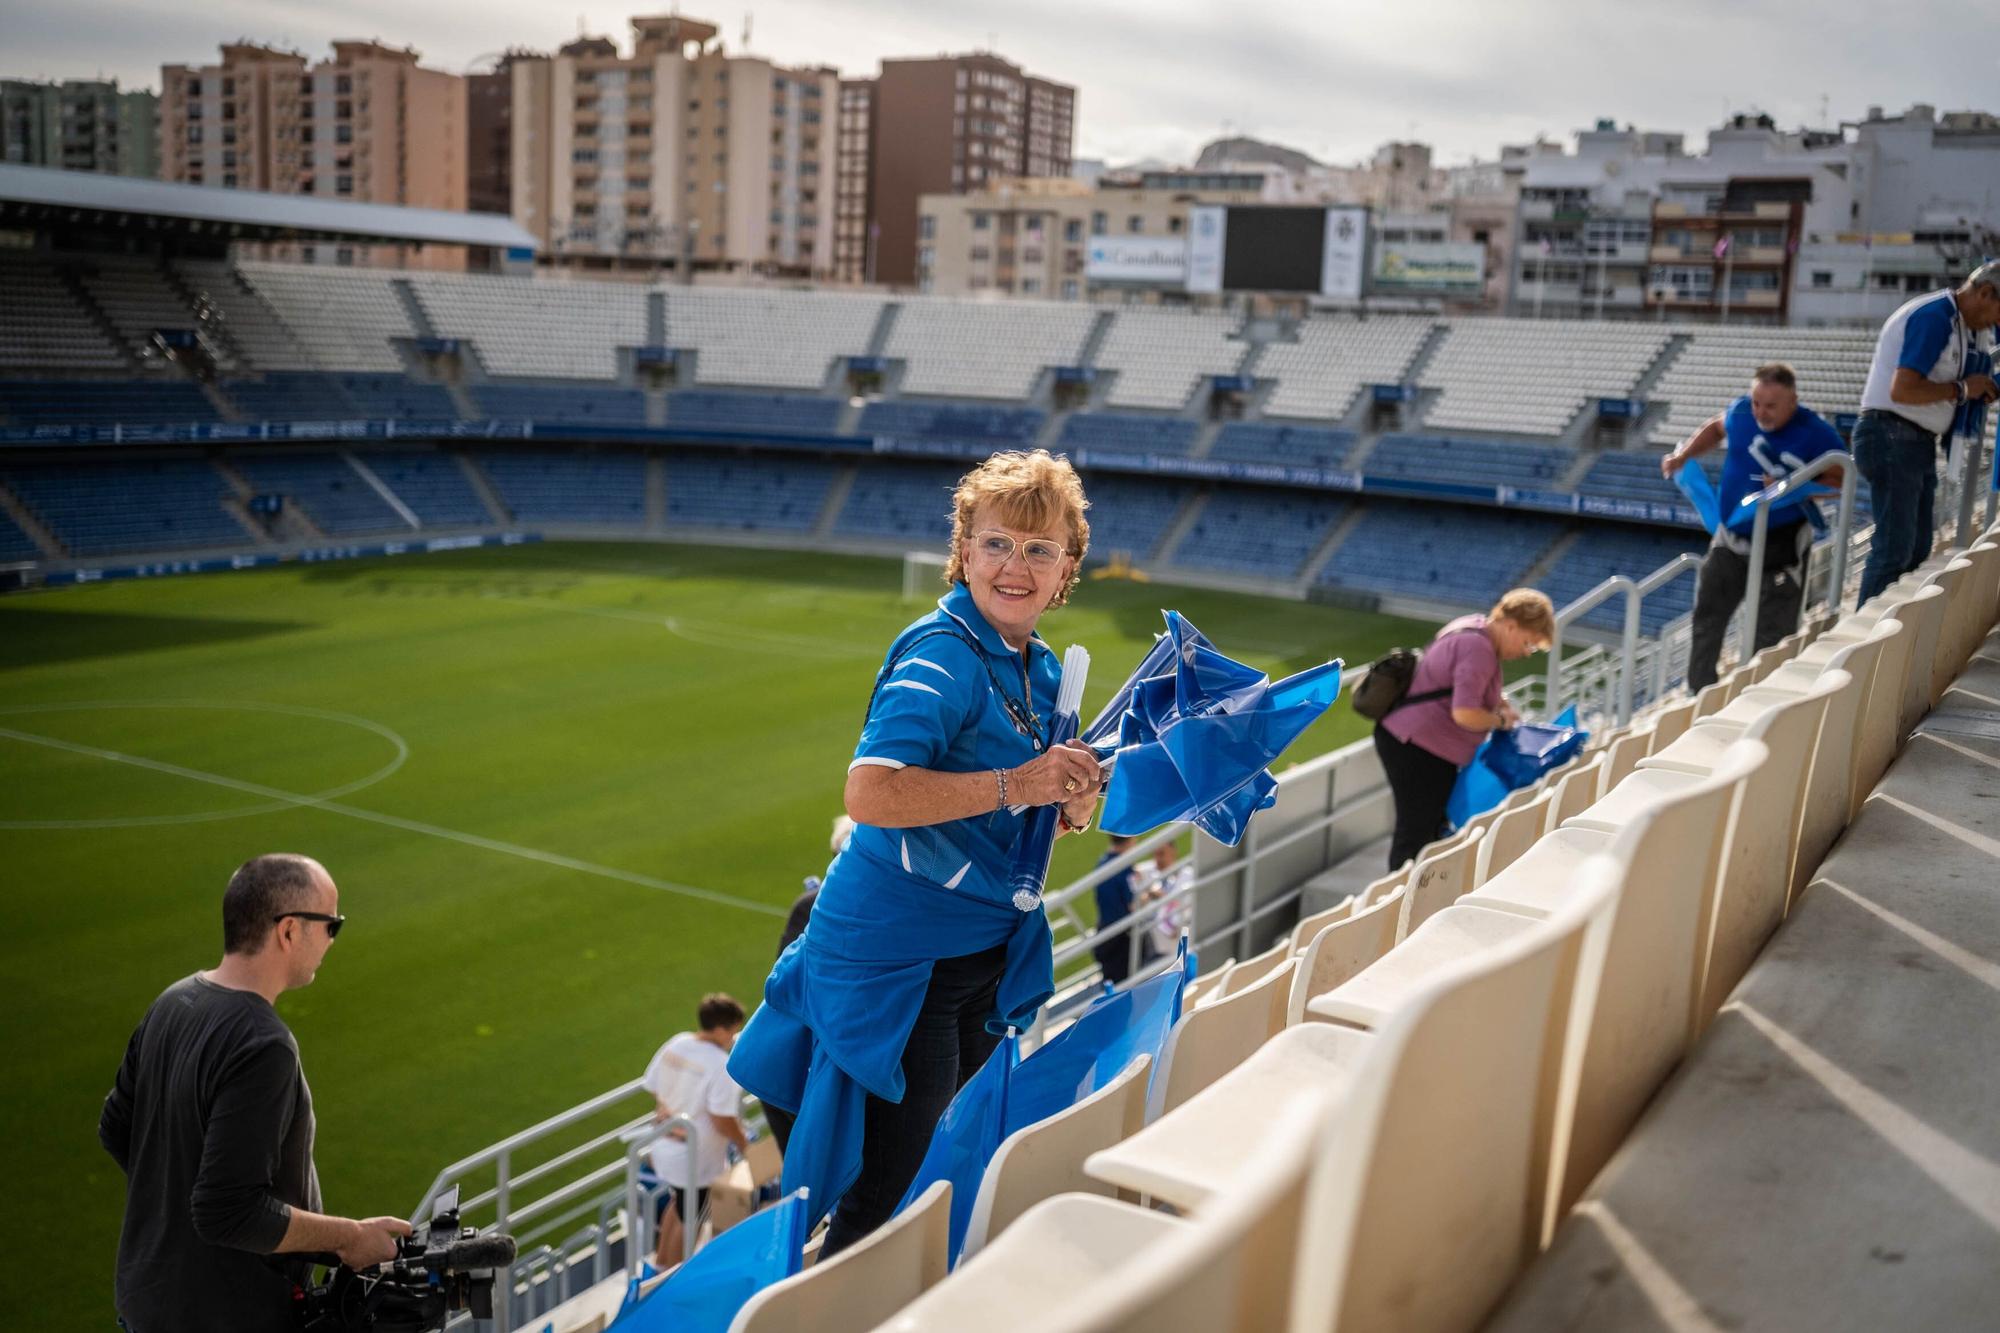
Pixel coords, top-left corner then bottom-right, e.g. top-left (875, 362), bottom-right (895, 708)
top-left (1516, 280), bottom-right (1583, 305)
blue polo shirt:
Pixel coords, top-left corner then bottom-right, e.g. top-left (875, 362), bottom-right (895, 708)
top-left (844, 581), bottom-right (1063, 909)
top-left (1716, 396), bottom-right (1847, 532)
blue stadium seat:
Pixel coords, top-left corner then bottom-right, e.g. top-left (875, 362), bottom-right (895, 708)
top-left (834, 463), bottom-right (961, 545)
top-left (3, 458), bottom-right (247, 555)
top-left (477, 450), bottom-right (648, 525)
top-left (361, 450), bottom-right (492, 527)
top-left (1207, 421), bottom-right (1358, 470)
top-left (334, 374), bottom-right (459, 421)
top-left (0, 503), bottom-right (41, 561)
top-left (0, 378), bottom-right (219, 427)
top-left (667, 391), bottom-right (842, 435)
top-left (1318, 503), bottom-right (1561, 606)
top-left (222, 372), bottom-right (362, 421)
top-left (1076, 473), bottom-right (1189, 561)
top-left (858, 402), bottom-right (1044, 447)
top-left (475, 381), bottom-right (650, 427)
top-left (663, 454), bottom-right (837, 531)
top-left (1366, 434), bottom-right (1572, 488)
top-left (1170, 487), bottom-right (1348, 577)
top-left (1058, 413), bottom-right (1198, 457)
top-left (1536, 525), bottom-right (1709, 634)
top-left (1573, 450), bottom-right (1717, 511)
top-left (232, 451), bottom-right (406, 535)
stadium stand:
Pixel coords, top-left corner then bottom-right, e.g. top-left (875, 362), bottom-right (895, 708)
top-left (1091, 309), bottom-right (1247, 410)
top-left (664, 287), bottom-right (883, 389)
top-left (0, 503), bottom-right (41, 561)
top-left (1648, 326), bottom-right (1876, 447)
top-left (76, 256), bottom-right (237, 372)
top-left (221, 371), bottom-right (362, 421)
top-left (1420, 319), bottom-right (1670, 435)
top-left (857, 401), bottom-right (1044, 448)
top-left (3, 457), bottom-right (246, 554)
top-left (476, 381), bottom-right (650, 427)
top-left (1168, 486), bottom-right (1349, 577)
top-left (1256, 315), bottom-right (1435, 420)
top-left (0, 253), bottom-right (126, 371)
top-left (1073, 473), bottom-right (1190, 561)
top-left (230, 451), bottom-right (406, 535)
top-left (834, 462), bottom-right (961, 546)
top-left (1573, 447), bottom-right (1718, 512)
top-left (665, 390), bottom-right (843, 435)
top-left (663, 454), bottom-right (837, 532)
top-left (883, 299), bottom-right (1098, 399)
top-left (1057, 412), bottom-right (1200, 457)
top-left (359, 450), bottom-right (492, 527)
top-left (1536, 524), bottom-right (1708, 633)
top-left (176, 259), bottom-right (318, 371)
top-left (235, 263), bottom-right (414, 372)
top-left (408, 273), bottom-right (649, 381)
top-left (0, 378), bottom-right (218, 426)
top-left (476, 449), bottom-right (648, 525)
top-left (1319, 502), bottom-right (1563, 605)
top-left (1205, 420), bottom-right (1357, 469)
top-left (1366, 433), bottom-right (1572, 489)
top-left (334, 374), bottom-right (457, 420)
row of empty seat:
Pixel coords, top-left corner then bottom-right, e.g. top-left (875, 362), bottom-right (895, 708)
top-left (685, 530), bottom-right (2000, 1333)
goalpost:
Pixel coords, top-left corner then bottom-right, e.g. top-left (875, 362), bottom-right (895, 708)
top-left (901, 549), bottom-right (949, 601)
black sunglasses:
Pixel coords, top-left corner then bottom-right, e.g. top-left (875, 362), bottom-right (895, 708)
top-left (275, 911), bottom-right (345, 939)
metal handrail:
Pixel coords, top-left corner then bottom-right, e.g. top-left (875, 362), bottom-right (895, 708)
top-left (1543, 552), bottom-right (1702, 725)
top-left (1739, 449), bottom-right (1857, 647)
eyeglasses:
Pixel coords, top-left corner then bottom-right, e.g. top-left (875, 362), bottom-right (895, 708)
top-left (275, 911), bottom-right (345, 939)
top-left (971, 530), bottom-right (1069, 571)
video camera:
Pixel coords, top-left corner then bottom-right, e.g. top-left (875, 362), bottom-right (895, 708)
top-left (296, 1187), bottom-right (517, 1332)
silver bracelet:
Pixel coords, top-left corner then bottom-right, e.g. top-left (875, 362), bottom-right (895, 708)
top-left (994, 768), bottom-right (1008, 810)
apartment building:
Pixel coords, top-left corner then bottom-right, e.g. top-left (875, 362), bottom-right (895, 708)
top-left (1, 78), bottom-right (158, 178)
top-left (509, 14), bottom-right (836, 276)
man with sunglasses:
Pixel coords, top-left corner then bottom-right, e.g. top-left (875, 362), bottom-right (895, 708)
top-left (101, 854), bottom-right (411, 1333)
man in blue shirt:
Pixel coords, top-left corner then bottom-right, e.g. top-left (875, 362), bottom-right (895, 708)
top-left (1091, 834), bottom-right (1157, 984)
top-left (1853, 263), bottom-right (2000, 602)
top-left (1660, 363), bottom-right (1848, 690)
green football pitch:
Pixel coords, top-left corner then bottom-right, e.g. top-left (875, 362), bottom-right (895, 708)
top-left (0, 540), bottom-right (1439, 1325)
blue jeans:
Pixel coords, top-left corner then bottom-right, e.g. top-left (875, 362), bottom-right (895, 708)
top-left (1853, 410), bottom-right (1939, 604)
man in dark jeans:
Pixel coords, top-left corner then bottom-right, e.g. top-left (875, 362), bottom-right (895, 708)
top-left (1854, 264), bottom-right (2000, 603)
top-left (1661, 363), bottom-right (1847, 691)
top-left (101, 855), bottom-right (409, 1333)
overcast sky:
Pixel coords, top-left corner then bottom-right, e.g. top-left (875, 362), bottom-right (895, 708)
top-left (11, 0), bottom-right (1995, 167)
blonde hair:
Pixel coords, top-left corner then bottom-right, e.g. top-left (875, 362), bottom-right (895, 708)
top-left (1489, 587), bottom-right (1556, 640)
top-left (943, 450), bottom-right (1091, 607)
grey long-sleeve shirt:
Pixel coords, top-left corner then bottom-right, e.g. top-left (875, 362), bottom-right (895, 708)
top-left (101, 973), bottom-right (322, 1333)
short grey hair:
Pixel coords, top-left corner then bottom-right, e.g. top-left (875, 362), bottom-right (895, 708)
top-left (1964, 260), bottom-right (2000, 297)
top-left (222, 854), bottom-right (323, 954)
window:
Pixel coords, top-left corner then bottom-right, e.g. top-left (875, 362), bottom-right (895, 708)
top-left (1021, 277), bottom-right (1041, 294)
top-left (336, 75), bottom-right (352, 95)
top-left (186, 78), bottom-right (202, 97)
top-left (1061, 279), bottom-right (1079, 300)
top-left (336, 124), bottom-right (352, 144)
top-left (1168, 216), bottom-right (1184, 234)
top-left (222, 125), bottom-right (237, 145)
top-left (1091, 211), bottom-right (1106, 236)
top-left (1127, 215), bottom-right (1143, 234)
top-left (919, 215), bottom-right (936, 239)
top-left (335, 173), bottom-right (353, 195)
top-left (222, 173), bottom-right (237, 188)
top-left (1064, 219), bottom-right (1082, 242)
top-left (187, 124), bottom-right (203, 144)
top-left (918, 245), bottom-right (935, 270)
top-left (972, 212), bottom-right (990, 230)
top-left (300, 125), bottom-right (313, 144)
top-left (971, 246), bottom-right (991, 261)
top-left (1811, 271), bottom-right (1833, 289)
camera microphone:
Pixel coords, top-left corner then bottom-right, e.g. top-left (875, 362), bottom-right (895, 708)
top-left (436, 1234), bottom-right (517, 1271)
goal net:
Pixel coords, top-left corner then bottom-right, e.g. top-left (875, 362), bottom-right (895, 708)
top-left (901, 549), bottom-right (949, 601)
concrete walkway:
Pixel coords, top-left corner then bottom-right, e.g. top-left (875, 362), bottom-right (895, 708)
top-left (1484, 625), bottom-right (2000, 1332)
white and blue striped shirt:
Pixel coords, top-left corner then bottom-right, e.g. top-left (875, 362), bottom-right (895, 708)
top-left (1860, 289), bottom-right (1982, 437)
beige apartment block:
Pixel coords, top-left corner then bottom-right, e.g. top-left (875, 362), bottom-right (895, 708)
top-left (510, 14), bottom-right (835, 277)
top-left (160, 40), bottom-right (467, 268)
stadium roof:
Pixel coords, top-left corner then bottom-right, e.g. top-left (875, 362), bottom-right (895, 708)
top-left (0, 163), bottom-right (536, 250)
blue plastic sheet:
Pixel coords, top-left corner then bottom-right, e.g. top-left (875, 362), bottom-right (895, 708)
top-left (1446, 705), bottom-right (1587, 829)
top-left (891, 1033), bottom-right (1019, 1264)
top-left (1004, 938), bottom-right (1192, 1136)
top-left (1675, 459), bottom-right (1722, 534)
top-left (1083, 611), bottom-right (1343, 845)
top-left (605, 1188), bottom-right (810, 1333)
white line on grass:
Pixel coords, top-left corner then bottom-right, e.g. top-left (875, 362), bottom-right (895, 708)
top-left (478, 590), bottom-right (874, 661)
top-left (0, 726), bottom-right (786, 918)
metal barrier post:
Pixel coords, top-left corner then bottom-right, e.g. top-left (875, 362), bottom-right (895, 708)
top-left (1618, 582), bottom-right (1641, 725)
top-left (1826, 460), bottom-right (1858, 614)
top-left (1957, 427), bottom-right (1984, 548)
top-left (1735, 451), bottom-right (1851, 665)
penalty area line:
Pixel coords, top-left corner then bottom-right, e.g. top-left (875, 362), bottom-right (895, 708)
top-left (0, 726), bottom-right (785, 919)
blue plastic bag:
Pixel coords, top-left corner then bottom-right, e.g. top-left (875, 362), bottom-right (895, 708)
top-left (890, 1033), bottom-right (1018, 1265)
top-left (607, 1188), bottom-right (810, 1332)
top-left (1446, 705), bottom-right (1587, 829)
